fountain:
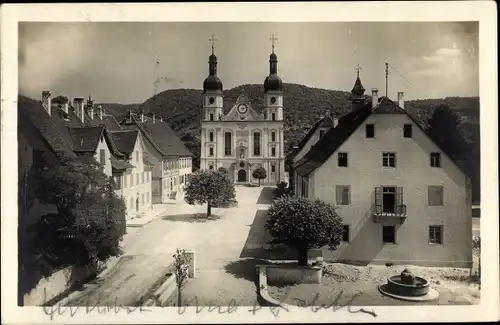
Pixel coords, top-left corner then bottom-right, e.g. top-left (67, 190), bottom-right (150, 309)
top-left (379, 268), bottom-right (439, 301)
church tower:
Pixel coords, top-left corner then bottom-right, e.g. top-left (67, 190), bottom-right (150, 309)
top-left (350, 65), bottom-right (366, 111)
top-left (202, 35), bottom-right (223, 121)
top-left (263, 33), bottom-right (283, 121)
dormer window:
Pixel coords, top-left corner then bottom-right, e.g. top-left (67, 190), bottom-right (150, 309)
top-left (319, 130), bottom-right (326, 138)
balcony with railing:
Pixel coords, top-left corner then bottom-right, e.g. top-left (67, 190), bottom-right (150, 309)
top-left (373, 186), bottom-right (408, 223)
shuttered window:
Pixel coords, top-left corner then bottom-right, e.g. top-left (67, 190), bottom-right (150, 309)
top-left (374, 186), bottom-right (404, 213)
top-left (99, 149), bottom-right (106, 165)
top-left (336, 185), bottom-right (351, 205)
top-left (428, 186), bottom-right (444, 206)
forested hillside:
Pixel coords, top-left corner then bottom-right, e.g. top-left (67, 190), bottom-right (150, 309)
top-left (98, 83), bottom-right (480, 203)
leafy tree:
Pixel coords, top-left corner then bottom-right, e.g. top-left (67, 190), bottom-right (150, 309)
top-left (218, 166), bottom-right (228, 174)
top-left (173, 248), bottom-right (191, 307)
top-left (27, 152), bottom-right (126, 268)
top-left (252, 167), bottom-right (267, 186)
top-left (52, 95), bottom-right (68, 105)
top-left (183, 170), bottom-right (236, 217)
top-left (265, 195), bottom-right (343, 265)
top-left (426, 104), bottom-right (469, 161)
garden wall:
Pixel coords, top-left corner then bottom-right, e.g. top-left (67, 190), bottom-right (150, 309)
top-left (23, 264), bottom-right (95, 306)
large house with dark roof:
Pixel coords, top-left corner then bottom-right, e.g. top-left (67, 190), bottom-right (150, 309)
top-left (118, 112), bottom-right (193, 202)
top-left (18, 90), bottom-right (193, 223)
top-left (292, 75), bottom-right (472, 268)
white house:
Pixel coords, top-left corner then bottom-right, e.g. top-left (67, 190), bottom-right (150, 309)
top-left (294, 86), bottom-right (472, 268)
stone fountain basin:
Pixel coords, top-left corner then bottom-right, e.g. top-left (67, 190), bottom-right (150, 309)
top-left (386, 275), bottom-right (430, 297)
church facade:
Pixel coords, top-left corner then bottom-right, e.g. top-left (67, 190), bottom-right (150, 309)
top-left (199, 40), bottom-right (286, 185)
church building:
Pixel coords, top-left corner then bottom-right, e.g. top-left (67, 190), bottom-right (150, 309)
top-left (200, 36), bottom-right (286, 184)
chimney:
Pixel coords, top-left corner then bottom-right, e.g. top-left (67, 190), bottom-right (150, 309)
top-left (153, 113), bottom-right (156, 124)
top-left (88, 106), bottom-right (94, 120)
top-left (61, 97), bottom-right (69, 114)
top-left (42, 91), bottom-right (52, 115)
top-left (73, 97), bottom-right (85, 123)
top-left (325, 110), bottom-right (331, 119)
top-left (98, 105), bottom-right (104, 120)
top-left (371, 88), bottom-right (379, 109)
top-left (398, 91), bottom-right (405, 109)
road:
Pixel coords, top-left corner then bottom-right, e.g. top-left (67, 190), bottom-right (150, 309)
top-left (64, 185), bottom-right (274, 306)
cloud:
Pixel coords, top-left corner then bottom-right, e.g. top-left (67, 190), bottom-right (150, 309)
top-left (415, 68), bottom-right (442, 77)
top-left (420, 47), bottom-right (461, 66)
top-left (435, 47), bottom-right (461, 58)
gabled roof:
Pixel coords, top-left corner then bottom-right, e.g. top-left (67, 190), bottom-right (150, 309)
top-left (17, 95), bottom-right (76, 157)
top-left (139, 119), bottom-right (193, 157)
top-left (109, 130), bottom-right (139, 155)
top-left (287, 115), bottom-right (336, 162)
top-left (295, 97), bottom-right (468, 177)
top-left (70, 126), bottom-right (104, 153)
top-left (295, 104), bottom-right (372, 175)
top-left (110, 155), bottom-right (134, 171)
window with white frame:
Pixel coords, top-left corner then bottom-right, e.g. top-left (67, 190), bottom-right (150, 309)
top-left (382, 152), bottom-right (396, 167)
top-left (429, 225), bottom-right (443, 244)
top-left (430, 152), bottom-right (441, 167)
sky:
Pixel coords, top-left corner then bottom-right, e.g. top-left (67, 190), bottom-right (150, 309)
top-left (19, 22), bottom-right (479, 104)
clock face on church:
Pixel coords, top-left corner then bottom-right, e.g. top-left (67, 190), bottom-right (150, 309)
top-left (237, 104), bottom-right (248, 114)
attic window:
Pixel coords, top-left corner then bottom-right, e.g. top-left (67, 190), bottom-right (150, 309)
top-left (319, 130), bottom-right (326, 138)
top-left (403, 124), bottom-right (412, 138)
top-left (366, 124), bottom-right (375, 138)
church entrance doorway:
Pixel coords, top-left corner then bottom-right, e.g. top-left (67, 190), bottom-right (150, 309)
top-left (237, 169), bottom-right (247, 182)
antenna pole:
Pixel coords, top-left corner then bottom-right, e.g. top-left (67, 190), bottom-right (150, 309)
top-left (385, 62), bottom-right (389, 97)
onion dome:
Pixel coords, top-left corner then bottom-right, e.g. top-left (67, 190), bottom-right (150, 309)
top-left (264, 52), bottom-right (283, 93)
top-left (203, 53), bottom-right (223, 94)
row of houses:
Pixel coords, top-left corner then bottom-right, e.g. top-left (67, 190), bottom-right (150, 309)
top-left (286, 73), bottom-right (473, 268)
top-left (18, 92), bottom-right (193, 234)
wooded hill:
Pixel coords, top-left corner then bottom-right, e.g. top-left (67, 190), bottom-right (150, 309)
top-left (96, 83), bottom-right (480, 203)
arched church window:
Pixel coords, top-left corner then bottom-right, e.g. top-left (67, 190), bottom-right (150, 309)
top-left (271, 113), bottom-right (276, 121)
top-left (271, 131), bottom-right (276, 142)
top-left (209, 113), bottom-right (214, 121)
top-left (209, 131), bottom-right (214, 142)
top-left (253, 132), bottom-right (261, 156)
top-left (224, 131), bottom-right (232, 156)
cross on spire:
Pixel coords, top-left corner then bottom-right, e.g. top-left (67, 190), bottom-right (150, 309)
top-left (209, 34), bottom-right (217, 54)
top-left (355, 64), bottom-right (363, 77)
top-left (270, 32), bottom-right (278, 53)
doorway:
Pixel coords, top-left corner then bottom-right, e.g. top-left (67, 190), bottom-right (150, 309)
top-left (237, 169), bottom-right (247, 182)
top-left (382, 187), bottom-right (396, 213)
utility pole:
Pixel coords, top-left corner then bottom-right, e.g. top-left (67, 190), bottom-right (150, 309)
top-left (385, 62), bottom-right (389, 97)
